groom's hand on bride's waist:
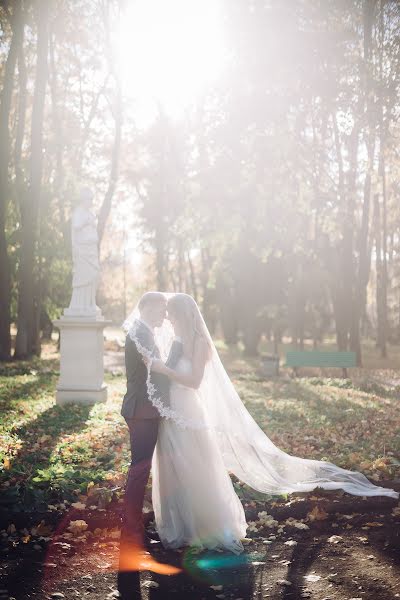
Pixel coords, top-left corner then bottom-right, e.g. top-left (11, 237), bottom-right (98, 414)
top-left (149, 340), bottom-right (183, 375)
top-left (150, 359), bottom-right (169, 374)
top-left (165, 339), bottom-right (183, 369)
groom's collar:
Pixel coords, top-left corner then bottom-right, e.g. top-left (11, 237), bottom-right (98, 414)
top-left (137, 317), bottom-right (154, 335)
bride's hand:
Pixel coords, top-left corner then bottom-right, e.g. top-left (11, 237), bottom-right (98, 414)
top-left (151, 359), bottom-right (168, 374)
top-left (142, 355), bottom-right (151, 367)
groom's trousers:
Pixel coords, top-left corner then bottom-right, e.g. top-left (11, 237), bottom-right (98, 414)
top-left (122, 417), bottom-right (159, 544)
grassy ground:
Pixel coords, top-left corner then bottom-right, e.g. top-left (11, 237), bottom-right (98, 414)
top-left (0, 339), bottom-right (399, 599)
top-left (1, 340), bottom-right (399, 511)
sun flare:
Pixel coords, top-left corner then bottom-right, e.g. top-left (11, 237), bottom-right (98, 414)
top-left (117, 0), bottom-right (227, 123)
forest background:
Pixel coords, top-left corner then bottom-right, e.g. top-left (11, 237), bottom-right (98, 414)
top-left (1, 0), bottom-right (399, 365)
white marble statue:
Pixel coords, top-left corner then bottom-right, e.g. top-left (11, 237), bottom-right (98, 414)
top-left (65, 187), bottom-right (101, 318)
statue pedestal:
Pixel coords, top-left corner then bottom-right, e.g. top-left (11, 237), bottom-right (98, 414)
top-left (53, 314), bottom-right (112, 405)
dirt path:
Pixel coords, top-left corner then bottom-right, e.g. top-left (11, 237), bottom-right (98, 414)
top-left (1, 491), bottom-right (399, 600)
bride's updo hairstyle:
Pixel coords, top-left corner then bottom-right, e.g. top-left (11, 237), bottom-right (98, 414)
top-left (167, 294), bottom-right (212, 360)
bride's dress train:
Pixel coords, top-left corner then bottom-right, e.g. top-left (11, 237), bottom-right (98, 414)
top-left (152, 357), bottom-right (247, 554)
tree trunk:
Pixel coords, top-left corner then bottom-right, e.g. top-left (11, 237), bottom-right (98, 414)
top-left (242, 315), bottom-right (262, 356)
top-left (48, 29), bottom-right (67, 238)
top-left (186, 250), bottom-right (198, 302)
top-left (374, 194), bottom-right (386, 355)
top-left (177, 239), bottom-right (184, 292)
top-left (380, 168), bottom-right (388, 355)
top-left (15, 0), bottom-right (49, 358)
top-left (155, 220), bottom-right (167, 290)
top-left (97, 2), bottom-right (123, 247)
top-left (200, 247), bottom-right (217, 333)
top-left (332, 112), bottom-right (354, 351)
top-left (349, 0), bottom-right (377, 366)
top-left (14, 28), bottom-right (27, 201)
top-left (0, 1), bottom-right (24, 360)
top-left (97, 77), bottom-right (122, 246)
top-left (377, 0), bottom-right (388, 356)
top-left (351, 155), bottom-right (374, 365)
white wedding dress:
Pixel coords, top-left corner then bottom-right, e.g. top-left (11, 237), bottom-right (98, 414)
top-left (152, 356), bottom-right (248, 554)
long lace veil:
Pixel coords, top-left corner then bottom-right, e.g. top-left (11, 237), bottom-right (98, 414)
top-left (123, 293), bottom-right (398, 500)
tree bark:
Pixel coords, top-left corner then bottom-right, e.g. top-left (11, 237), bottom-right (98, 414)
top-left (377, 0), bottom-right (388, 356)
top-left (155, 220), bottom-right (167, 291)
top-left (97, 1), bottom-right (123, 247)
top-left (48, 29), bottom-right (67, 238)
top-left (186, 250), bottom-right (198, 302)
top-left (97, 78), bottom-right (122, 246)
top-left (349, 0), bottom-right (377, 366)
top-left (351, 151), bottom-right (374, 365)
top-left (14, 25), bottom-right (27, 206)
top-left (332, 111), bottom-right (353, 351)
top-left (0, 0), bottom-right (24, 360)
top-left (374, 194), bottom-right (386, 355)
top-left (15, 0), bottom-right (49, 358)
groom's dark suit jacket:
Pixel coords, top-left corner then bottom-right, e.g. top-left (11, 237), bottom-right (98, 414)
top-left (121, 320), bottom-right (183, 420)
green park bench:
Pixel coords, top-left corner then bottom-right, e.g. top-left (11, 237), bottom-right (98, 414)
top-left (285, 350), bottom-right (357, 378)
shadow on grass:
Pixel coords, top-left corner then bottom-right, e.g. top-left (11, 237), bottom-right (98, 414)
top-left (1, 400), bottom-right (91, 511)
top-left (0, 370), bottom-right (56, 405)
top-left (243, 377), bottom-right (353, 436)
top-left (0, 355), bottom-right (59, 377)
top-left (265, 377), bottom-right (394, 431)
top-left (1, 391), bottom-right (92, 600)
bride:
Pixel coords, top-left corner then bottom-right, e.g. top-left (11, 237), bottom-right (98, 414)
top-left (151, 293), bottom-right (247, 554)
top-left (125, 293), bottom-right (398, 555)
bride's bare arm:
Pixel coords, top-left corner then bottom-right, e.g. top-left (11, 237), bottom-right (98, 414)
top-left (151, 337), bottom-right (209, 389)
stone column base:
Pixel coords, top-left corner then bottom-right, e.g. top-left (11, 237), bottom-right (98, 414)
top-left (53, 316), bottom-right (112, 406)
top-left (56, 385), bottom-right (108, 406)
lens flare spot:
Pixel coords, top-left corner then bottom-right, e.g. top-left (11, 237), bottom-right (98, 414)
top-left (181, 546), bottom-right (266, 586)
top-left (119, 545), bottom-right (181, 575)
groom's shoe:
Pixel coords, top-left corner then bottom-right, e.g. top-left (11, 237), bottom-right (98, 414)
top-left (119, 537), bottom-right (181, 575)
top-left (144, 533), bottom-right (161, 552)
top-left (119, 545), bottom-right (153, 572)
top-left (145, 528), bottom-right (160, 542)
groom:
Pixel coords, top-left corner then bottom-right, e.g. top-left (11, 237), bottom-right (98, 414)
top-left (120, 292), bottom-right (182, 552)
